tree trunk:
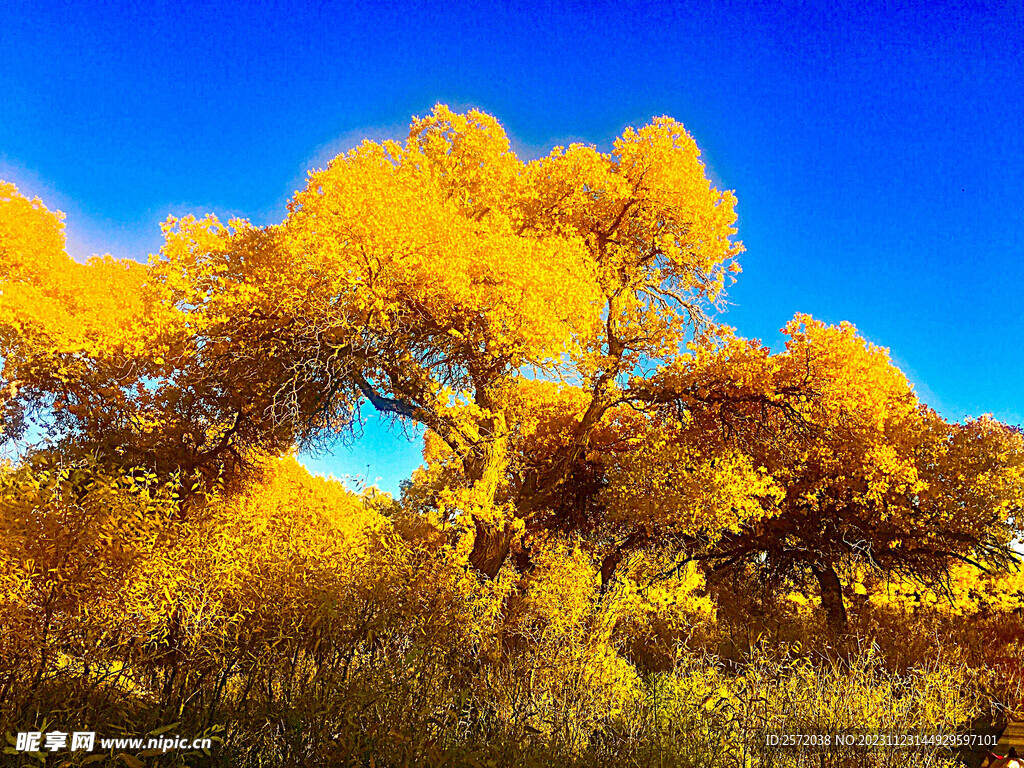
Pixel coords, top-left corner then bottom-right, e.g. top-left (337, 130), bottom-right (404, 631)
top-left (811, 562), bottom-right (848, 638)
top-left (599, 533), bottom-right (645, 594)
top-left (469, 517), bottom-right (513, 578)
top-left (600, 547), bottom-right (624, 594)
top-left (463, 413), bottom-right (511, 578)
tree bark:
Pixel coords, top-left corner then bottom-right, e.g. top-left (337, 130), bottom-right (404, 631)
top-left (599, 533), bottom-right (645, 594)
top-left (469, 517), bottom-right (513, 578)
top-left (811, 561), bottom-right (848, 638)
top-left (600, 547), bottom-right (625, 594)
top-left (463, 412), bottom-right (511, 578)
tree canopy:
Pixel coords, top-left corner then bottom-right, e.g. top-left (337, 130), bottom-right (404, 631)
top-left (1, 107), bottom-right (1021, 631)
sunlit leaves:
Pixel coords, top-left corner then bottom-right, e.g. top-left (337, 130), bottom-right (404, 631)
top-left (625, 315), bottom-right (1024, 627)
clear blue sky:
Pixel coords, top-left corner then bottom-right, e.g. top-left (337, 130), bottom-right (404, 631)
top-left (2, 0), bottom-right (1021, 494)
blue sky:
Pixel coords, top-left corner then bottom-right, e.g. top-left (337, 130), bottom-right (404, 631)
top-left (2, 0), bottom-right (1021, 494)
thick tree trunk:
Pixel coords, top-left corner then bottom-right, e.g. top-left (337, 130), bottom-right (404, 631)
top-left (599, 533), bottom-right (645, 594)
top-left (468, 517), bottom-right (514, 578)
top-left (600, 547), bottom-right (624, 594)
top-left (811, 562), bottom-right (848, 638)
top-left (463, 413), bottom-right (512, 578)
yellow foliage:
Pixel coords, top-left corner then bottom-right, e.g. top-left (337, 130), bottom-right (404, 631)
top-left (0, 182), bottom-right (147, 355)
top-left (872, 562), bottom-right (1024, 617)
top-left (3, 112), bottom-right (1023, 767)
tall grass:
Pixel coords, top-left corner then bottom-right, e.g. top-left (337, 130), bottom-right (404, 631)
top-left (1, 457), bottom-right (1018, 767)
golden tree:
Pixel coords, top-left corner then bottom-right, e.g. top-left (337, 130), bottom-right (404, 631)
top-left (3, 109), bottom-right (1020, 603)
top-left (142, 105), bottom-right (744, 573)
top-left (610, 317), bottom-right (1024, 634)
top-left (0, 183), bottom-right (297, 494)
